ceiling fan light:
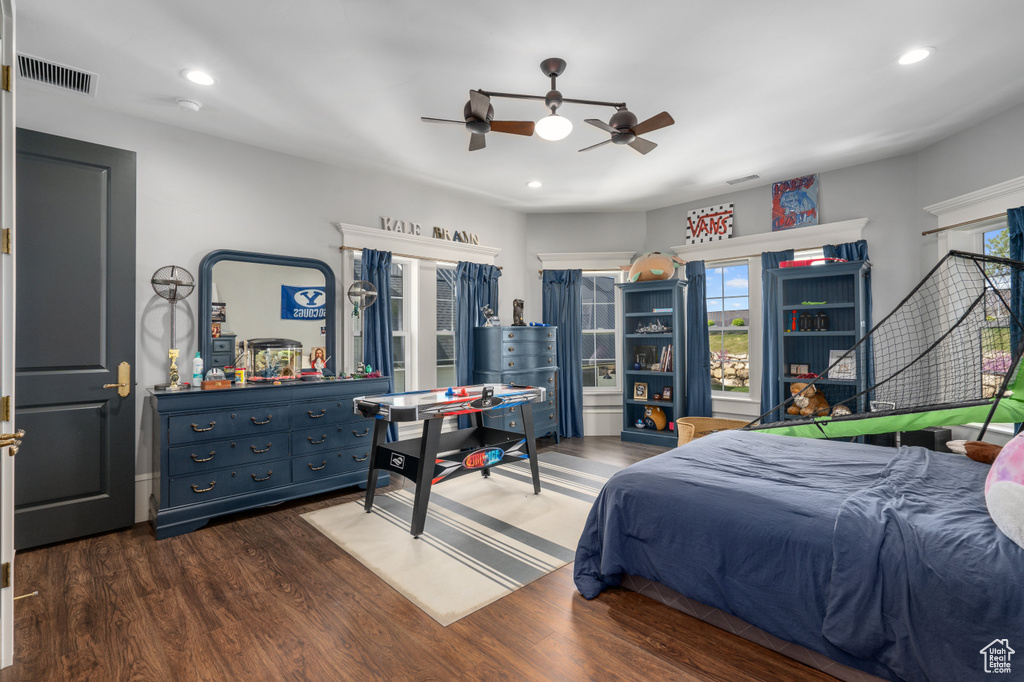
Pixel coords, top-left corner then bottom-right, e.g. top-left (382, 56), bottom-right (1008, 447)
top-left (535, 114), bottom-right (572, 141)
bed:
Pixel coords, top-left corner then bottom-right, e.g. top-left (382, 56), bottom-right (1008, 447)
top-left (574, 430), bottom-right (1024, 682)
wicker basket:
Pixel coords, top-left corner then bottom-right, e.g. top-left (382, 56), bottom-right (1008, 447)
top-left (676, 417), bottom-right (748, 447)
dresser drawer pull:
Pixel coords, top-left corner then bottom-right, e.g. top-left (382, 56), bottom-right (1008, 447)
top-left (547, 332), bottom-right (553, 337)
top-left (352, 453), bottom-right (369, 462)
top-left (250, 443), bottom-right (272, 454)
top-left (507, 332), bottom-right (514, 339)
top-left (547, 357), bottom-right (552, 363)
top-left (191, 451), bottom-right (216, 463)
top-left (352, 427), bottom-right (370, 437)
top-left (251, 471), bottom-right (273, 482)
top-left (308, 460), bottom-right (328, 471)
top-left (191, 421), bottom-right (216, 432)
top-left (508, 361), bottom-right (515, 368)
top-left (547, 377), bottom-right (554, 383)
top-left (191, 481), bottom-right (216, 493)
top-left (549, 413), bottom-right (555, 420)
top-left (307, 409), bottom-right (327, 419)
top-left (547, 344), bottom-right (552, 350)
top-left (510, 421), bottom-right (517, 428)
top-left (307, 434), bottom-right (327, 445)
top-left (251, 415), bottom-right (273, 425)
top-left (507, 346), bottom-right (515, 352)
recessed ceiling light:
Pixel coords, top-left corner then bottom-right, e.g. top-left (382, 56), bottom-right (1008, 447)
top-left (898, 47), bottom-right (934, 66)
top-left (182, 69), bottom-right (215, 85)
top-left (526, 180), bottom-right (543, 189)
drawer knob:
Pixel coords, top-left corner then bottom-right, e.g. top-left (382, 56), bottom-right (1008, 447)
top-left (251, 471), bottom-right (273, 482)
top-left (510, 421), bottom-right (517, 428)
top-left (191, 451), bottom-right (216, 463)
top-left (191, 421), bottom-right (216, 433)
top-left (250, 443), bottom-right (272, 454)
top-left (549, 413), bottom-right (555, 420)
top-left (547, 332), bottom-right (552, 337)
top-left (251, 415), bottom-right (273, 425)
top-left (307, 409), bottom-right (327, 419)
top-left (352, 427), bottom-right (370, 437)
top-left (548, 377), bottom-right (553, 383)
top-left (507, 332), bottom-right (514, 339)
top-left (547, 357), bottom-right (552, 363)
top-left (508, 361), bottom-right (515, 368)
top-left (191, 481), bottom-right (216, 494)
top-left (547, 344), bottom-right (552, 350)
top-left (308, 460), bottom-right (328, 471)
top-left (508, 346), bottom-right (515, 352)
top-left (307, 434), bottom-right (327, 445)
top-left (353, 452), bottom-right (369, 462)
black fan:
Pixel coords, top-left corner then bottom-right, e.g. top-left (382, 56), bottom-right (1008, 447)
top-left (422, 90), bottom-right (535, 151)
top-left (579, 109), bottom-right (675, 155)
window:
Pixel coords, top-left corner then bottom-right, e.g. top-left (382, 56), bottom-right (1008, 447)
top-left (581, 273), bottom-right (619, 389)
top-left (706, 262), bottom-right (750, 393)
top-left (353, 257), bottom-right (409, 392)
top-left (436, 265), bottom-right (457, 387)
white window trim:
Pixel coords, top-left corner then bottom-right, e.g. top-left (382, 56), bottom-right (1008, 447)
top-left (705, 258), bottom-right (758, 400)
top-left (537, 252), bottom-right (635, 398)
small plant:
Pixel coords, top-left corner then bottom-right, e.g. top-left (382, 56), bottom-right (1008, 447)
top-left (731, 318), bottom-right (745, 327)
top-left (708, 320), bottom-right (715, 327)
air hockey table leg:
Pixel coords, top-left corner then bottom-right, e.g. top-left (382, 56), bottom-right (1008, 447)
top-left (363, 419), bottom-right (389, 513)
top-left (409, 416), bottom-right (443, 537)
top-left (519, 403), bottom-right (541, 494)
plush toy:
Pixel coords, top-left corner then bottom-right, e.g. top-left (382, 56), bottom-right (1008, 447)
top-left (831, 403), bottom-right (852, 417)
top-left (986, 433), bottom-right (1024, 549)
top-left (643, 405), bottom-right (667, 430)
top-left (787, 382), bottom-right (830, 417)
top-left (621, 252), bottom-right (686, 283)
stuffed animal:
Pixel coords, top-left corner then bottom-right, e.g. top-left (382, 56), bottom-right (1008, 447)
top-left (787, 382), bottom-right (830, 417)
top-left (621, 252), bottom-right (686, 283)
top-left (986, 433), bottom-right (1024, 549)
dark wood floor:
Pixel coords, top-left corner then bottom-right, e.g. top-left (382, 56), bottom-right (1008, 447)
top-left (3, 436), bottom-right (834, 681)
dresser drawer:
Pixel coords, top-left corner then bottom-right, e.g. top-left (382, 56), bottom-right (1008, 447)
top-left (504, 369), bottom-right (556, 391)
top-left (168, 459), bottom-right (290, 507)
top-left (212, 338), bottom-right (235, 353)
top-left (291, 421), bottom-right (374, 456)
top-left (291, 445), bottom-right (372, 483)
top-left (290, 397), bottom-right (367, 427)
top-left (500, 341), bottom-right (555, 357)
top-left (501, 354), bottom-right (556, 371)
top-left (168, 434), bottom-right (287, 476)
top-left (499, 327), bottom-right (556, 343)
top-left (168, 404), bottom-right (291, 444)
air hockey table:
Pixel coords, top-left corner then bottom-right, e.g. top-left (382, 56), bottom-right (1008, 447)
top-left (354, 383), bottom-right (546, 537)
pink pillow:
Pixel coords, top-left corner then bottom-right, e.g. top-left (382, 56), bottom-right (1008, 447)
top-left (985, 435), bottom-right (1024, 549)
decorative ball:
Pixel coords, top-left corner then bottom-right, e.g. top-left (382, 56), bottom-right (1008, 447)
top-left (642, 405), bottom-right (667, 431)
top-left (634, 419), bottom-right (645, 429)
top-left (985, 433), bottom-right (1024, 549)
top-left (634, 362), bottom-right (642, 370)
top-left (364, 365), bottom-right (372, 373)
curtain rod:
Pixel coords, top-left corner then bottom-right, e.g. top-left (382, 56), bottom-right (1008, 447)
top-left (339, 245), bottom-right (501, 269)
top-left (921, 211), bottom-right (1007, 236)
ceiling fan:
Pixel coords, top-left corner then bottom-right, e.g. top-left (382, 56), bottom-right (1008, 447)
top-left (421, 58), bottom-right (674, 155)
top-left (580, 109), bottom-right (675, 155)
top-left (420, 90), bottom-right (535, 151)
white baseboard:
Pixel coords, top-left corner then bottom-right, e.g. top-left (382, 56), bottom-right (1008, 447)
top-left (135, 472), bottom-right (157, 524)
top-left (584, 406), bottom-right (622, 436)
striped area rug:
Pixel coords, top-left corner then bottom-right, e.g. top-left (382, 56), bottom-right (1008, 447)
top-left (302, 452), bottom-right (620, 626)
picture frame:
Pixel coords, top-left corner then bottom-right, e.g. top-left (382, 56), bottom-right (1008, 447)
top-left (309, 346), bottom-right (327, 370)
top-left (633, 382), bottom-right (648, 401)
top-left (789, 363), bottom-right (810, 376)
top-left (828, 350), bottom-right (857, 380)
top-left (661, 386), bottom-right (672, 400)
top-left (211, 301), bottom-right (227, 323)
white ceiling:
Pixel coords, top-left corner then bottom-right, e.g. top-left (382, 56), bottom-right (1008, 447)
top-left (16, 0), bottom-right (1024, 212)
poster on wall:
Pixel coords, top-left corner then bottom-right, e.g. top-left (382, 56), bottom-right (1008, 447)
top-left (686, 203), bottom-right (734, 244)
top-left (771, 174), bottom-right (818, 231)
top-left (281, 285), bottom-right (326, 320)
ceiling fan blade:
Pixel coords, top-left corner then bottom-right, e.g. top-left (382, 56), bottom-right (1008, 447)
top-left (489, 120), bottom-right (535, 136)
top-left (584, 118), bottom-right (618, 134)
top-left (469, 133), bottom-right (487, 151)
top-left (631, 111), bottom-right (675, 136)
top-left (421, 117), bottom-right (466, 126)
top-left (578, 139), bottom-right (614, 153)
top-left (628, 137), bottom-right (658, 155)
top-left (469, 90), bottom-right (490, 122)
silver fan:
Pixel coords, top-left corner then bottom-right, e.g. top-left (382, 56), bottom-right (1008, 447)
top-left (151, 265), bottom-right (195, 388)
top-left (348, 281), bottom-right (377, 371)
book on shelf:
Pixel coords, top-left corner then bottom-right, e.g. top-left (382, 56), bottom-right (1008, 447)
top-left (652, 307), bottom-right (673, 313)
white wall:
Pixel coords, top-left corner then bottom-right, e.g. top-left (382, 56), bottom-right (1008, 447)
top-left (18, 90), bottom-right (528, 487)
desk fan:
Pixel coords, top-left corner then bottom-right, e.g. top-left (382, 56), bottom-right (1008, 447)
top-left (152, 265), bottom-right (195, 389)
top-left (347, 280), bottom-right (377, 373)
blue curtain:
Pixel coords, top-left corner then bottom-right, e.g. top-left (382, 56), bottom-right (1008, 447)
top-left (361, 248), bottom-right (397, 440)
top-left (824, 240), bottom-right (873, 396)
top-left (454, 261), bottom-right (501, 428)
top-left (542, 270), bottom-right (584, 438)
top-left (760, 249), bottom-right (794, 423)
top-left (1008, 208), bottom-right (1024, 359)
top-left (684, 261), bottom-right (712, 417)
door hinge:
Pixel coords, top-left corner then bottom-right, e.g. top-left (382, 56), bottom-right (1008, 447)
top-left (1, 65), bottom-right (10, 92)
top-left (1, 396), bottom-right (9, 422)
top-left (1, 228), bottom-right (10, 254)
top-left (1, 562), bottom-right (9, 589)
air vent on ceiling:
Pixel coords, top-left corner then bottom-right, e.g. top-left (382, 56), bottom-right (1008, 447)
top-left (726, 173), bottom-right (760, 185)
top-left (17, 54), bottom-right (97, 96)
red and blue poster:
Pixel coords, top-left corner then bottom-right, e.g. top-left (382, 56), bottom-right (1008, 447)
top-left (771, 174), bottom-right (818, 231)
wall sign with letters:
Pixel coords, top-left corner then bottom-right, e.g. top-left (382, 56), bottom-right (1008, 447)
top-left (686, 203), bottom-right (734, 245)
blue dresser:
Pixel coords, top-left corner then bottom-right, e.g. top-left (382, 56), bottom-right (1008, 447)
top-left (473, 325), bottom-right (560, 443)
top-left (149, 377), bottom-right (389, 539)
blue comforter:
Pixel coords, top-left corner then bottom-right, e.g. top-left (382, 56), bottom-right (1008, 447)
top-left (574, 430), bottom-right (1024, 682)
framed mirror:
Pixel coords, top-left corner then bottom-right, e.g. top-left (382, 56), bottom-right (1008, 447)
top-left (198, 250), bottom-right (336, 376)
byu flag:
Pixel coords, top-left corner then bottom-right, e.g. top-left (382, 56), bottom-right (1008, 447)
top-left (281, 285), bottom-right (326, 319)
